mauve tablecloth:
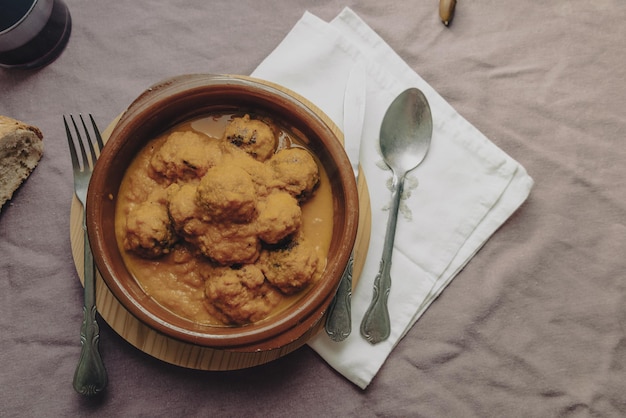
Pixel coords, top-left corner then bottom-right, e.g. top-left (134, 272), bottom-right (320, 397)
top-left (1, 1), bottom-right (625, 416)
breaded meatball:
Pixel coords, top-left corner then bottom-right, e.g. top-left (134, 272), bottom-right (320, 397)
top-left (255, 191), bottom-right (302, 244)
top-left (150, 131), bottom-right (222, 182)
top-left (121, 165), bottom-right (160, 204)
top-left (167, 183), bottom-right (205, 229)
top-left (220, 144), bottom-right (274, 197)
top-left (196, 164), bottom-right (257, 223)
top-left (168, 183), bottom-right (260, 265)
top-left (124, 189), bottom-right (176, 258)
top-left (195, 222), bottom-right (261, 266)
top-left (204, 265), bottom-right (282, 325)
top-left (223, 114), bottom-right (276, 162)
top-left (258, 238), bottom-right (323, 295)
top-left (268, 147), bottom-right (319, 199)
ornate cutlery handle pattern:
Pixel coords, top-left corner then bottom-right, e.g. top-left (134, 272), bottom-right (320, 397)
top-left (325, 253), bottom-right (354, 341)
top-left (73, 228), bottom-right (107, 396)
top-left (360, 172), bottom-right (404, 344)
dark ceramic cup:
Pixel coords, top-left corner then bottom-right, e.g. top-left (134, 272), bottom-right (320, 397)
top-left (0, 0), bottom-right (71, 69)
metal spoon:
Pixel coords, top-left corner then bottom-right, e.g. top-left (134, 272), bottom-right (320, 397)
top-left (360, 88), bottom-right (433, 344)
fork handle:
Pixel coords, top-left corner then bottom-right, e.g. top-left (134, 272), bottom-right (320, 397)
top-left (73, 227), bottom-right (108, 396)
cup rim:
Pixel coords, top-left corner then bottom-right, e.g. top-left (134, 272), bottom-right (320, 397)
top-left (0, 0), bottom-right (53, 52)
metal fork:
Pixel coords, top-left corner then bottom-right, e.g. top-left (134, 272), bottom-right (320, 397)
top-left (64, 114), bottom-right (108, 396)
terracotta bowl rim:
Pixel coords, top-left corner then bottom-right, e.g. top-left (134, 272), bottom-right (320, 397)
top-left (86, 73), bottom-right (359, 350)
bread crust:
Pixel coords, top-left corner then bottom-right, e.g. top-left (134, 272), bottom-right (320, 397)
top-left (0, 115), bottom-right (44, 211)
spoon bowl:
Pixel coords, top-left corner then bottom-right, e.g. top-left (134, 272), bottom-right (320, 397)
top-left (380, 89), bottom-right (433, 174)
top-left (360, 88), bottom-right (433, 344)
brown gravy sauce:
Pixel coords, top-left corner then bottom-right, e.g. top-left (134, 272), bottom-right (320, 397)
top-left (114, 113), bottom-right (334, 326)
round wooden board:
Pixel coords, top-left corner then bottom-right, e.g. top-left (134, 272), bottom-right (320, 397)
top-left (70, 77), bottom-right (372, 370)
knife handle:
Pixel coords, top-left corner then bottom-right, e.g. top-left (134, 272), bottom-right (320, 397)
top-left (325, 253), bottom-right (354, 341)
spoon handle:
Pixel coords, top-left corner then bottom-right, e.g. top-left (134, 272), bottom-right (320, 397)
top-left (73, 224), bottom-right (107, 396)
top-left (360, 173), bottom-right (404, 344)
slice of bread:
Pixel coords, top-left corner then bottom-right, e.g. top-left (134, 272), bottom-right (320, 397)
top-left (0, 115), bottom-right (44, 211)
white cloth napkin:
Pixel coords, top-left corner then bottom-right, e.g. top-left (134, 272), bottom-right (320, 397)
top-left (252, 7), bottom-right (534, 389)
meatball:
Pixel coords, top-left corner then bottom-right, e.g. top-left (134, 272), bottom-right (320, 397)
top-left (258, 238), bottom-right (323, 295)
top-left (204, 265), bottom-right (282, 325)
top-left (168, 183), bottom-right (261, 265)
top-left (167, 183), bottom-right (205, 229)
top-left (121, 165), bottom-right (160, 204)
top-left (196, 164), bottom-right (257, 223)
top-left (123, 189), bottom-right (176, 258)
top-left (255, 191), bottom-right (302, 244)
top-left (220, 144), bottom-right (275, 197)
top-left (223, 114), bottom-right (276, 162)
top-left (195, 222), bottom-right (261, 266)
top-left (268, 147), bottom-right (319, 199)
top-left (150, 130), bottom-right (222, 182)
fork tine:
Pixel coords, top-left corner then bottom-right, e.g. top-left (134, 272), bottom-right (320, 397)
top-left (69, 115), bottom-right (89, 171)
top-left (64, 115), bottom-right (80, 171)
top-left (79, 114), bottom-right (98, 168)
top-left (89, 114), bottom-right (105, 152)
